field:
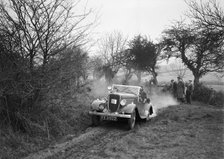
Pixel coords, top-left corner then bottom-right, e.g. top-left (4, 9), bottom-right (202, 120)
top-left (205, 84), bottom-right (224, 92)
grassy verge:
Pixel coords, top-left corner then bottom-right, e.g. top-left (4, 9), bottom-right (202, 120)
top-left (0, 91), bottom-right (93, 159)
top-left (100, 103), bottom-right (224, 159)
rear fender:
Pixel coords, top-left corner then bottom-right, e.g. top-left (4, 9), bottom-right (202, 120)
top-left (121, 103), bottom-right (136, 114)
top-left (137, 103), bottom-right (153, 118)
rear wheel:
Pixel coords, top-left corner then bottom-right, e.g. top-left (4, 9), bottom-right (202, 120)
top-left (145, 113), bottom-right (151, 121)
top-left (127, 109), bottom-right (136, 130)
top-left (92, 115), bottom-right (101, 126)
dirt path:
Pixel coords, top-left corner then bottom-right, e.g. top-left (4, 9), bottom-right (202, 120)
top-left (25, 104), bottom-right (224, 159)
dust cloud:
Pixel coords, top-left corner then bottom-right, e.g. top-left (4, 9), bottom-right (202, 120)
top-left (149, 87), bottom-right (179, 116)
top-left (151, 93), bottom-right (178, 109)
top-left (90, 80), bottom-right (109, 98)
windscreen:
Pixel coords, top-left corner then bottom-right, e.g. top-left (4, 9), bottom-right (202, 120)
top-left (112, 84), bottom-right (140, 96)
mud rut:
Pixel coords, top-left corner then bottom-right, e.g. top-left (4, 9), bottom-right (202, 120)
top-left (56, 128), bottom-right (129, 159)
top-left (48, 120), bottom-right (146, 159)
top-left (26, 120), bottom-right (141, 159)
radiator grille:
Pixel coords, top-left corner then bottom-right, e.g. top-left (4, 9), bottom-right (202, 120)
top-left (108, 94), bottom-right (120, 112)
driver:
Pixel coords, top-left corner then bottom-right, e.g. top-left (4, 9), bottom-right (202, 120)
top-left (139, 86), bottom-right (147, 103)
top-left (112, 87), bottom-right (118, 93)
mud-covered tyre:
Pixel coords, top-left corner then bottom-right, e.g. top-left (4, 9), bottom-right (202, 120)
top-left (145, 113), bottom-right (151, 122)
top-left (127, 109), bottom-right (136, 130)
top-left (150, 106), bottom-right (153, 115)
top-left (92, 115), bottom-right (101, 126)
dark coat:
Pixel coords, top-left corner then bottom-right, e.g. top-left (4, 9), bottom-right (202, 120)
top-left (177, 81), bottom-right (185, 98)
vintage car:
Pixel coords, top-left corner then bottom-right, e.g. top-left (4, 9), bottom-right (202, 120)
top-left (88, 84), bottom-right (154, 130)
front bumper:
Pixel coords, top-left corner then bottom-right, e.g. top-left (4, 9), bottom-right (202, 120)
top-left (88, 111), bottom-right (131, 118)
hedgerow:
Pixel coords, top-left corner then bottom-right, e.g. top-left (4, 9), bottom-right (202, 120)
top-left (192, 83), bottom-right (224, 107)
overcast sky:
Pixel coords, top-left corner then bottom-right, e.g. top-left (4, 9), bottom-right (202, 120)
top-left (84, 0), bottom-right (224, 55)
top-left (88, 0), bottom-right (190, 42)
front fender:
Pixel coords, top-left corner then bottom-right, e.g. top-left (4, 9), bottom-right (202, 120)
top-left (121, 103), bottom-right (136, 114)
top-left (91, 99), bottom-right (106, 110)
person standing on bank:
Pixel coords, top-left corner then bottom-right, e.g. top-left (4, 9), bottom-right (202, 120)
top-left (176, 76), bottom-right (185, 103)
top-left (169, 79), bottom-right (177, 97)
top-left (186, 80), bottom-right (193, 104)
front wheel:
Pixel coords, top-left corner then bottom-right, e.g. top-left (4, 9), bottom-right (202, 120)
top-left (92, 115), bottom-right (101, 126)
top-left (127, 109), bottom-right (136, 130)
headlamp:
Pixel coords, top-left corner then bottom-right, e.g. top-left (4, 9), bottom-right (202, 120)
top-left (120, 99), bottom-right (127, 106)
top-left (99, 103), bottom-right (105, 111)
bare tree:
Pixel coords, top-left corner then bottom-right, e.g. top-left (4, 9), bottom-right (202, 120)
top-left (0, 0), bottom-right (96, 132)
top-left (163, 0), bottom-right (224, 86)
top-left (90, 56), bottom-right (104, 80)
top-left (185, 0), bottom-right (224, 31)
top-left (56, 47), bottom-right (89, 91)
top-left (167, 58), bottom-right (187, 79)
top-left (0, 0), bottom-right (95, 71)
top-left (163, 20), bottom-right (224, 86)
top-left (96, 31), bottom-right (128, 84)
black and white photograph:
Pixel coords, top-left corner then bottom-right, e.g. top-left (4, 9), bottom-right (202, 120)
top-left (0, 0), bottom-right (223, 158)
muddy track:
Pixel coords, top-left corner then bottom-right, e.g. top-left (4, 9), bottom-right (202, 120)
top-left (25, 104), bottom-right (224, 159)
top-left (57, 126), bottom-right (132, 159)
top-left (25, 119), bottom-right (150, 159)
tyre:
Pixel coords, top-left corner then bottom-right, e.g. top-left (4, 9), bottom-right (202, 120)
top-left (127, 109), bottom-right (136, 130)
top-left (145, 113), bottom-right (151, 121)
top-left (92, 115), bottom-right (101, 126)
top-left (145, 106), bottom-right (153, 122)
top-left (150, 106), bottom-right (153, 115)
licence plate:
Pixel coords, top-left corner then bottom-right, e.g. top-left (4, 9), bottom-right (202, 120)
top-left (101, 116), bottom-right (117, 121)
top-left (111, 99), bottom-right (117, 104)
